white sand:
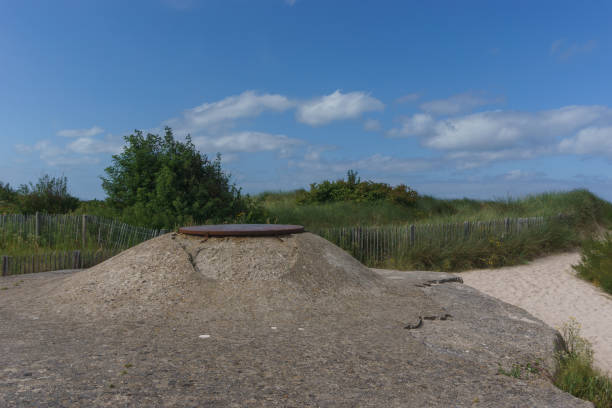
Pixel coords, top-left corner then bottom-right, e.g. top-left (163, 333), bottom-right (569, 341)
top-left (460, 252), bottom-right (612, 374)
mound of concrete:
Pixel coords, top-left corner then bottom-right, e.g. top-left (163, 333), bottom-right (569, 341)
top-left (48, 232), bottom-right (440, 325)
top-left (0, 231), bottom-right (592, 407)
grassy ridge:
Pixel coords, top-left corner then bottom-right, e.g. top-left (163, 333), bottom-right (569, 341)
top-left (260, 189), bottom-right (612, 271)
top-left (572, 234), bottom-right (612, 296)
top-left (260, 189), bottom-right (612, 230)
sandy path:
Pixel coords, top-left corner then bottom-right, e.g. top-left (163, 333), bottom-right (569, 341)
top-left (460, 252), bottom-right (612, 374)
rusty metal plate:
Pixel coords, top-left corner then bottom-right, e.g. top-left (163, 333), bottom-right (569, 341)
top-left (178, 224), bottom-right (305, 237)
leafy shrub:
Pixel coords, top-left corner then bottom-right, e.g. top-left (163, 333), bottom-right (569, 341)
top-left (0, 181), bottom-right (18, 212)
top-left (101, 127), bottom-right (265, 229)
top-left (16, 175), bottom-right (80, 214)
top-left (573, 234), bottom-right (612, 295)
top-left (297, 170), bottom-right (418, 206)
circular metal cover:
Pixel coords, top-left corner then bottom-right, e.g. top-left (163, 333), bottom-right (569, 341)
top-left (178, 224), bottom-right (305, 237)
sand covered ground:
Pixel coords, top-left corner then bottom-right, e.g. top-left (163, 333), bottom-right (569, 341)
top-left (459, 252), bottom-right (612, 374)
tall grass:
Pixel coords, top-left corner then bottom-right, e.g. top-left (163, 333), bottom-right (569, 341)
top-left (259, 189), bottom-right (612, 271)
top-left (554, 319), bottom-right (612, 408)
top-left (381, 222), bottom-right (578, 271)
top-left (572, 233), bottom-right (612, 296)
top-left (260, 189), bottom-right (612, 231)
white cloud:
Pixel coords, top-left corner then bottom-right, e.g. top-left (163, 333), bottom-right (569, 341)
top-left (304, 145), bottom-right (335, 161)
top-left (349, 154), bottom-right (435, 173)
top-left (503, 169), bottom-right (539, 181)
top-left (192, 131), bottom-right (302, 157)
top-left (396, 93), bottom-right (420, 104)
top-left (15, 139), bottom-right (101, 166)
top-left (57, 126), bottom-right (104, 138)
top-left (67, 137), bottom-right (123, 155)
top-left (388, 113), bottom-right (434, 137)
top-left (285, 0), bottom-right (297, 5)
top-left (446, 148), bottom-right (548, 169)
top-left (296, 90), bottom-right (384, 126)
top-left (550, 39), bottom-right (596, 60)
top-left (388, 104), bottom-right (612, 168)
top-left (363, 119), bottom-right (381, 131)
top-left (420, 92), bottom-right (501, 116)
top-left (559, 126), bottom-right (612, 156)
top-left (422, 106), bottom-right (611, 151)
top-left (296, 152), bottom-right (435, 175)
top-left (166, 91), bottom-right (294, 133)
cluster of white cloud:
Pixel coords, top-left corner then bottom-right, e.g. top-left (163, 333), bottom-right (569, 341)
top-left (15, 140), bottom-right (102, 166)
top-left (296, 90), bottom-right (384, 126)
top-left (192, 131), bottom-right (302, 157)
top-left (17, 86), bottom-right (612, 183)
top-left (16, 126), bottom-right (123, 166)
top-left (163, 89), bottom-right (384, 155)
top-left (389, 101), bottom-right (612, 168)
top-left (57, 126), bottom-right (104, 138)
top-left (294, 152), bottom-right (435, 178)
top-left (166, 91), bottom-right (294, 134)
top-left (17, 89), bottom-right (385, 166)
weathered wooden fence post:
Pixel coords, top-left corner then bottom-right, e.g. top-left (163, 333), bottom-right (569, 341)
top-left (2, 256), bottom-right (7, 276)
top-left (463, 221), bottom-right (470, 240)
top-left (82, 214), bottom-right (87, 249)
top-left (35, 211), bottom-right (40, 241)
top-left (73, 250), bottom-right (81, 269)
top-left (505, 217), bottom-right (510, 234)
top-left (409, 224), bottom-right (415, 247)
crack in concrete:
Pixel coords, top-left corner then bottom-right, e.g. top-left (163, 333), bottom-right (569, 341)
top-left (173, 238), bottom-right (202, 275)
top-left (416, 277), bottom-right (463, 287)
top-left (405, 313), bottom-right (453, 330)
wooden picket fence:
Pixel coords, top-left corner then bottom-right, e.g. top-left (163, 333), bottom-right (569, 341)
top-left (1, 249), bottom-right (120, 276)
top-left (314, 215), bottom-right (561, 265)
top-left (0, 213), bottom-right (165, 276)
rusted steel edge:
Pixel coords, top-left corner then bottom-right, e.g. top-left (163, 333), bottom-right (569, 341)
top-left (178, 224), bottom-right (305, 237)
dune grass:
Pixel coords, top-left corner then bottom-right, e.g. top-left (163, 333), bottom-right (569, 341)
top-left (572, 233), bottom-right (612, 296)
top-left (380, 222), bottom-right (578, 271)
top-left (554, 319), bottom-right (612, 408)
top-left (258, 189), bottom-right (612, 272)
top-left (260, 189), bottom-right (612, 231)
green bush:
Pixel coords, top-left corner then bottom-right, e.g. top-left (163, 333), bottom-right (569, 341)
top-left (0, 181), bottom-right (18, 212)
top-left (573, 234), bottom-right (612, 295)
top-left (554, 318), bottom-right (612, 408)
top-left (101, 127), bottom-right (265, 229)
top-left (297, 170), bottom-right (418, 206)
top-left (16, 175), bottom-right (80, 214)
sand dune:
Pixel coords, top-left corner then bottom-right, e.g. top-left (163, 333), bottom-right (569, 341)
top-left (460, 252), bottom-right (612, 374)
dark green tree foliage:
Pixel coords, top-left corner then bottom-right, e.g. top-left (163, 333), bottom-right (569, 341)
top-left (0, 182), bottom-right (16, 202)
top-left (101, 128), bottom-right (250, 229)
top-left (297, 170), bottom-right (418, 206)
top-left (0, 182), bottom-right (17, 212)
top-left (17, 175), bottom-right (80, 214)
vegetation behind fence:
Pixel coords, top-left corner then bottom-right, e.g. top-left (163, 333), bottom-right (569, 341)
top-left (1, 212), bottom-right (569, 275)
top-left (1, 213), bottom-right (164, 276)
top-left (313, 215), bottom-right (561, 267)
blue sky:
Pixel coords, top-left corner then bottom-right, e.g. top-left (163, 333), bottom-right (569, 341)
top-left (2, 0), bottom-right (612, 201)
